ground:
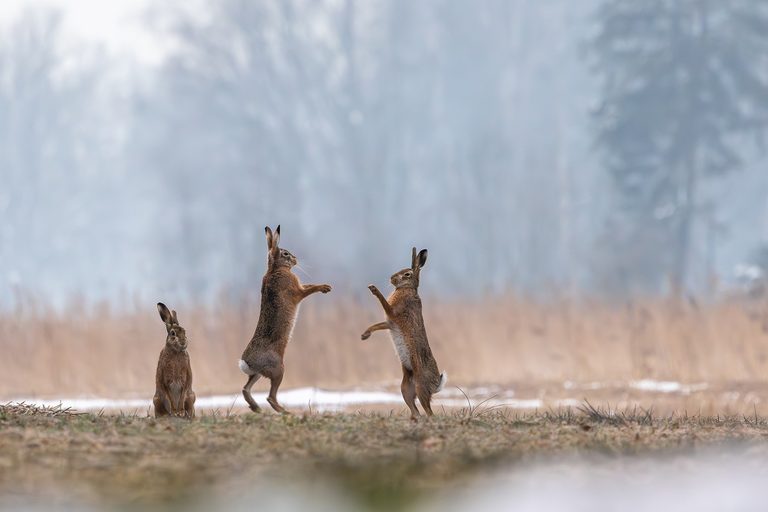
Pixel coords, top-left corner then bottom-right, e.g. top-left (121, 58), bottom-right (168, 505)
top-left (2, 403), bottom-right (768, 511)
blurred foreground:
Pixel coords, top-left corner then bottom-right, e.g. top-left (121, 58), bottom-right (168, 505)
top-left (1, 404), bottom-right (768, 511)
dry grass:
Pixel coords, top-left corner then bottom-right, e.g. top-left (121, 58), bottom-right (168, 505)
top-left (0, 401), bottom-right (83, 418)
top-left (1, 406), bottom-right (768, 509)
top-left (1, 295), bottom-right (768, 398)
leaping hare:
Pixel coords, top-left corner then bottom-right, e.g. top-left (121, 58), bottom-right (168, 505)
top-left (239, 225), bottom-right (332, 413)
top-left (361, 247), bottom-right (446, 420)
top-left (154, 303), bottom-right (196, 418)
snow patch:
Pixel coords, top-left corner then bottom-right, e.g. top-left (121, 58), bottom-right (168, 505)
top-left (629, 380), bottom-right (708, 394)
top-left (564, 380), bottom-right (708, 395)
top-left (5, 388), bottom-right (554, 413)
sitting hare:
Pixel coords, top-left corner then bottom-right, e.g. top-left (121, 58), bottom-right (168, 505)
top-left (361, 247), bottom-right (446, 420)
top-left (239, 225), bottom-right (332, 413)
top-left (153, 302), bottom-right (195, 418)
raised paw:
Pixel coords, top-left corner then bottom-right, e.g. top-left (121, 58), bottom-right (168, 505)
top-left (361, 331), bottom-right (371, 341)
top-left (318, 284), bottom-right (332, 294)
top-left (368, 284), bottom-right (379, 295)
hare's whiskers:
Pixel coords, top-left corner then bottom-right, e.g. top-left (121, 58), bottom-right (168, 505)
top-left (294, 263), bottom-right (312, 279)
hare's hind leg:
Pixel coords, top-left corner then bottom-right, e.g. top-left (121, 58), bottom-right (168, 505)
top-left (401, 366), bottom-right (420, 421)
top-left (265, 364), bottom-right (289, 414)
top-left (184, 390), bottom-right (196, 419)
top-left (416, 382), bottom-right (434, 417)
top-left (267, 373), bottom-right (288, 414)
top-left (243, 373), bottom-right (262, 413)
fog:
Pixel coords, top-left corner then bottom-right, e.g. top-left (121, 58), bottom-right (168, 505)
top-left (1, 0), bottom-right (767, 306)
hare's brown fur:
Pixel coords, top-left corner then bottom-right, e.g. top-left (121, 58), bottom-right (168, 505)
top-left (362, 247), bottom-right (446, 420)
top-left (239, 225), bottom-right (332, 413)
top-left (153, 303), bottom-right (196, 418)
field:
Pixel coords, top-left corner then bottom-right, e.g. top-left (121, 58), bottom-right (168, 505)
top-left (2, 403), bottom-right (768, 511)
top-left (2, 295), bottom-right (768, 401)
top-left (4, 296), bottom-right (768, 510)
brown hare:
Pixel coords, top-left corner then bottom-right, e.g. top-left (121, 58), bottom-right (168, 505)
top-left (361, 247), bottom-right (446, 420)
top-left (239, 225), bottom-right (332, 413)
top-left (153, 302), bottom-right (196, 418)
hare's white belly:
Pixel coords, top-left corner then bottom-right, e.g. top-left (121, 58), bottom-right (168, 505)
top-left (288, 304), bottom-right (301, 342)
top-left (389, 326), bottom-right (412, 370)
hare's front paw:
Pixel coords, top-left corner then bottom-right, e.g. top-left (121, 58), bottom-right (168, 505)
top-left (361, 331), bottom-right (371, 341)
top-left (318, 284), bottom-right (332, 294)
top-left (368, 284), bottom-right (379, 295)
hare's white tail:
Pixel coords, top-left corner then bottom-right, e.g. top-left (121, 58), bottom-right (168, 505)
top-left (436, 371), bottom-right (448, 393)
top-left (238, 359), bottom-right (256, 375)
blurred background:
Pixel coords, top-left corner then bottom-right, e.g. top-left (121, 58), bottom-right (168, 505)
top-left (2, 0), bottom-right (768, 408)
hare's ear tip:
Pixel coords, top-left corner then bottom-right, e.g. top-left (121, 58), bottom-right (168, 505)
top-left (264, 226), bottom-right (270, 232)
top-left (157, 303), bottom-right (170, 322)
top-left (417, 248), bottom-right (428, 267)
top-left (276, 224), bottom-right (281, 233)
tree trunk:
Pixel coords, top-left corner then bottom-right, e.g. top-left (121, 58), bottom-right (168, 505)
top-left (670, 156), bottom-right (697, 299)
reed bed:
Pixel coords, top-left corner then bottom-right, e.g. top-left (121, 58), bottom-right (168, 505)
top-left (1, 295), bottom-right (767, 398)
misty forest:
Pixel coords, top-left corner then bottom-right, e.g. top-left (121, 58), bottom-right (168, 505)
top-left (2, 0), bottom-right (768, 307)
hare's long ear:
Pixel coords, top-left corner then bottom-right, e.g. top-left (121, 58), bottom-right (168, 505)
top-left (416, 249), bottom-right (428, 269)
top-left (157, 303), bottom-right (173, 326)
top-left (411, 247), bottom-right (418, 270)
top-left (171, 310), bottom-right (179, 325)
top-left (265, 226), bottom-right (274, 251)
top-left (273, 224), bottom-right (281, 249)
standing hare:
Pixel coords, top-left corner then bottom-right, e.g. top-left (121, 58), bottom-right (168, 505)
top-left (239, 225), bottom-right (332, 413)
top-left (361, 247), bottom-right (446, 420)
top-left (153, 303), bottom-right (196, 418)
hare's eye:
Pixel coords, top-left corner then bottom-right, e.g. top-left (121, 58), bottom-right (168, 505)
top-left (404, 272), bottom-right (412, 277)
top-left (283, 251), bottom-right (289, 257)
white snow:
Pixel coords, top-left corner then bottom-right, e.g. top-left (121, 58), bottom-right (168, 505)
top-left (564, 380), bottom-right (708, 394)
top-left (3, 388), bottom-right (554, 413)
top-left (6, 388), bottom-right (405, 413)
top-left (563, 381), bottom-right (618, 390)
top-left (5, 380), bottom-right (712, 414)
top-left (425, 450), bottom-right (768, 512)
top-left (629, 380), bottom-right (708, 394)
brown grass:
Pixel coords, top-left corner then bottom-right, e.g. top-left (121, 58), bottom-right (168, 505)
top-left (1, 295), bottom-right (768, 398)
top-left (1, 407), bottom-right (767, 508)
